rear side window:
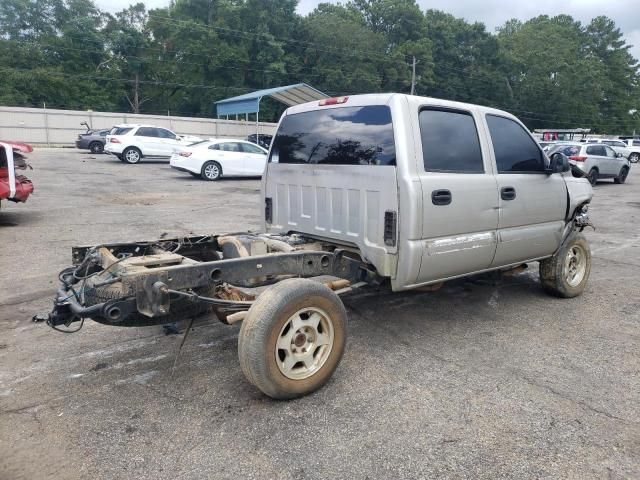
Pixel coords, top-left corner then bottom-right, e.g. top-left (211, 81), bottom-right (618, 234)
top-left (549, 145), bottom-right (581, 156)
top-left (220, 142), bottom-right (242, 152)
top-left (586, 145), bottom-right (605, 156)
top-left (486, 115), bottom-right (545, 173)
top-left (419, 109), bottom-right (484, 173)
top-left (135, 127), bottom-right (159, 137)
top-left (111, 127), bottom-right (133, 135)
top-left (270, 105), bottom-right (395, 166)
top-left (241, 143), bottom-right (265, 154)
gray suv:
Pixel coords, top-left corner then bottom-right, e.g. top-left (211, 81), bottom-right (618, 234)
top-left (75, 129), bottom-right (109, 153)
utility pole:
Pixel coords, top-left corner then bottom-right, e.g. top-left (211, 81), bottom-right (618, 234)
top-left (410, 56), bottom-right (419, 96)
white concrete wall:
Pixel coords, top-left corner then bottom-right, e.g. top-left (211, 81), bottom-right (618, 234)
top-left (0, 106), bottom-right (277, 146)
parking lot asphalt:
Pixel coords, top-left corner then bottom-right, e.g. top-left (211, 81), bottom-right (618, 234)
top-left (0, 149), bottom-right (638, 479)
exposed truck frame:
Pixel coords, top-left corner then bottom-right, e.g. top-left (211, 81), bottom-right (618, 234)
top-left (44, 93), bottom-right (594, 399)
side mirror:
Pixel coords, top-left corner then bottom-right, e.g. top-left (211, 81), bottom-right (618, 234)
top-left (616, 152), bottom-right (623, 158)
top-left (549, 152), bottom-right (570, 173)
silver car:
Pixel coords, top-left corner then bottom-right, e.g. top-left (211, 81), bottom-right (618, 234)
top-left (548, 143), bottom-right (630, 185)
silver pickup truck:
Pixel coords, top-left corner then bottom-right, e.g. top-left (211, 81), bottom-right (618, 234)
top-left (45, 94), bottom-right (593, 399)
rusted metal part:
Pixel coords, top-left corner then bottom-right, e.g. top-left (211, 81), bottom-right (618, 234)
top-left (412, 282), bottom-right (444, 292)
top-left (323, 279), bottom-right (351, 290)
top-left (216, 284), bottom-right (256, 301)
top-left (119, 250), bottom-right (365, 297)
top-left (501, 264), bottom-right (528, 277)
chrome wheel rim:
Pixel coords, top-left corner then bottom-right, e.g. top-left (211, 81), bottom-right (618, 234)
top-left (564, 245), bottom-right (587, 287)
top-left (275, 307), bottom-right (334, 380)
top-left (125, 150), bottom-right (139, 162)
top-left (204, 163), bottom-right (219, 179)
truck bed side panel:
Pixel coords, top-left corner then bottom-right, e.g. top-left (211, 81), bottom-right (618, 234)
top-left (264, 163), bottom-right (399, 276)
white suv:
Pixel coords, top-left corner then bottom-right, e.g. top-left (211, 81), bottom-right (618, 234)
top-left (585, 138), bottom-right (640, 162)
top-left (105, 124), bottom-right (200, 164)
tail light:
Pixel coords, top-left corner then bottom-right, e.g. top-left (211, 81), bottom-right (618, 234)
top-left (319, 96), bottom-right (349, 106)
top-left (110, 138), bottom-right (120, 143)
top-left (569, 156), bottom-right (587, 162)
top-left (179, 151), bottom-right (192, 157)
top-left (265, 197), bottom-right (273, 224)
top-left (384, 211), bottom-right (397, 247)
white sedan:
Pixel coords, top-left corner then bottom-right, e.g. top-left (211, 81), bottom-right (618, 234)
top-left (170, 139), bottom-right (268, 180)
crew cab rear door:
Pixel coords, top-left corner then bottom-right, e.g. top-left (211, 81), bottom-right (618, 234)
top-left (413, 106), bottom-right (500, 283)
top-left (484, 114), bottom-right (567, 267)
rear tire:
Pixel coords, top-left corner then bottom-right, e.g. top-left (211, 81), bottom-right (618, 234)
top-left (201, 161), bottom-right (222, 181)
top-left (123, 147), bottom-right (142, 164)
top-left (539, 232), bottom-right (591, 298)
top-left (629, 152), bottom-right (639, 163)
top-left (587, 168), bottom-right (598, 185)
top-left (89, 142), bottom-right (104, 154)
top-left (238, 278), bottom-right (347, 399)
top-left (614, 166), bottom-right (629, 184)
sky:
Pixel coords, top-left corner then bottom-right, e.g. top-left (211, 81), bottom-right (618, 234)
top-left (95, 0), bottom-right (640, 61)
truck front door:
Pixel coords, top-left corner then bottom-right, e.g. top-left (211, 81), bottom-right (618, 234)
top-left (416, 107), bottom-right (500, 283)
top-left (484, 114), bottom-right (567, 267)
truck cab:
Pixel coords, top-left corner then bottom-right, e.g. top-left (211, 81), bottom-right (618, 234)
top-left (263, 94), bottom-right (593, 291)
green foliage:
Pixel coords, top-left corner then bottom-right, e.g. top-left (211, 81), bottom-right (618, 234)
top-left (0, 0), bottom-right (638, 133)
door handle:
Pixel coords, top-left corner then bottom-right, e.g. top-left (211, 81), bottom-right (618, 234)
top-left (501, 186), bottom-right (516, 201)
top-left (431, 189), bottom-right (452, 206)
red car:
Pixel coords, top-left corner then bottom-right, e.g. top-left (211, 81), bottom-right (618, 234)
top-left (0, 141), bottom-right (34, 208)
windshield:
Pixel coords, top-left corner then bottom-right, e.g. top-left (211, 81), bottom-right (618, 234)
top-left (269, 105), bottom-right (396, 166)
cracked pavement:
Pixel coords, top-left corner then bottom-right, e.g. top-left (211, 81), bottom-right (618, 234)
top-left (0, 149), bottom-right (638, 479)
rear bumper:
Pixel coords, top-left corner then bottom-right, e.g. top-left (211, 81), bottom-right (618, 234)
top-left (105, 144), bottom-right (125, 155)
top-left (170, 165), bottom-right (193, 174)
top-left (170, 157), bottom-right (200, 174)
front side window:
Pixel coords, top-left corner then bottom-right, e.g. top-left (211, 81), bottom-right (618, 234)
top-left (270, 105), bottom-right (396, 166)
top-left (486, 115), bottom-right (545, 173)
top-left (604, 146), bottom-right (617, 158)
top-left (158, 129), bottom-right (176, 139)
top-left (419, 108), bottom-right (484, 173)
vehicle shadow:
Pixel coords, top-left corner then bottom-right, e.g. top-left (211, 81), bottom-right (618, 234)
top-left (0, 210), bottom-right (40, 227)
